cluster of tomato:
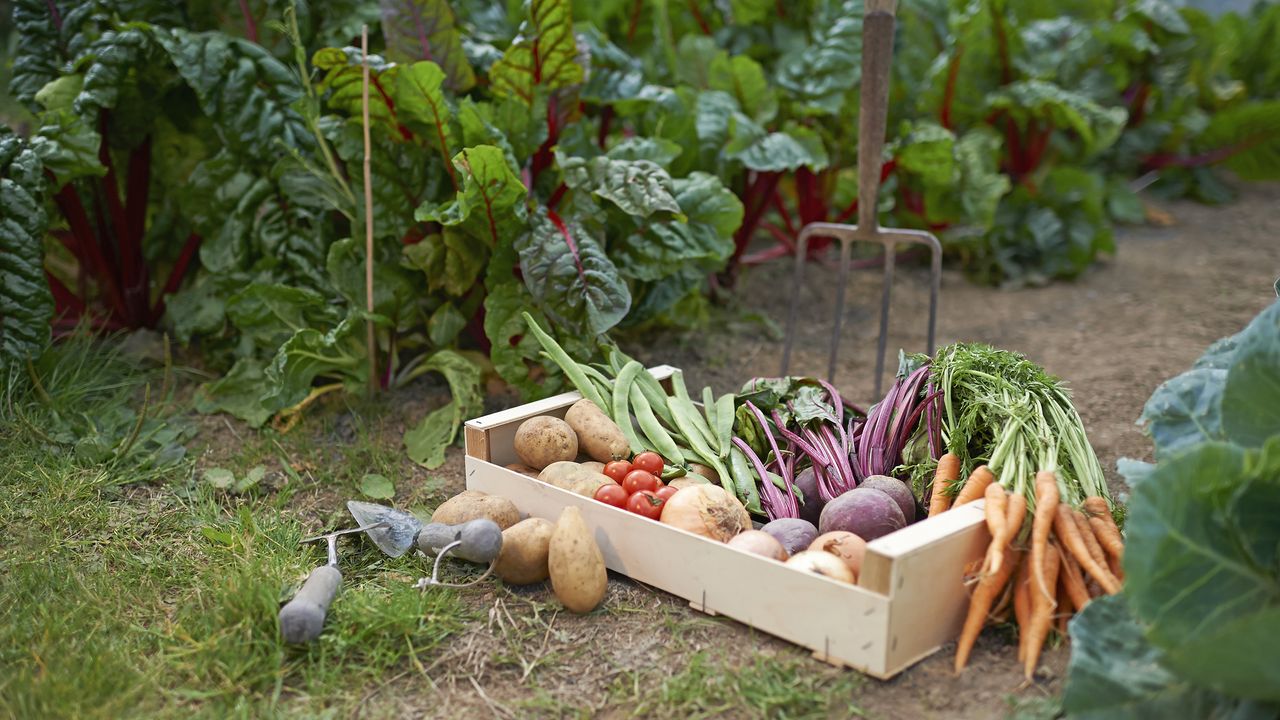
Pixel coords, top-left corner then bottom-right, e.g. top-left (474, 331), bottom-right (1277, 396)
top-left (593, 451), bottom-right (674, 519)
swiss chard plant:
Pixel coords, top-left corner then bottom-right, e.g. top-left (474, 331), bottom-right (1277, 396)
top-left (1063, 295), bottom-right (1280, 718)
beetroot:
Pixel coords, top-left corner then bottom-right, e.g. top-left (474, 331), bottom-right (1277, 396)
top-left (793, 467), bottom-right (825, 526)
top-left (818, 488), bottom-right (906, 541)
top-left (859, 475), bottom-right (917, 523)
top-left (759, 517), bottom-right (819, 557)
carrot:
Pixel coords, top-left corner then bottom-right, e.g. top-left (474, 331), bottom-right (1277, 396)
top-left (1075, 509), bottom-right (1125, 583)
top-left (981, 482), bottom-right (1007, 572)
top-left (1056, 505), bottom-right (1121, 595)
top-left (1056, 579), bottom-right (1073, 636)
top-left (1024, 540), bottom-right (1061, 680)
top-left (1013, 556), bottom-right (1032, 663)
top-left (955, 465), bottom-right (996, 506)
top-left (1057, 543), bottom-right (1091, 611)
top-left (955, 547), bottom-right (1021, 673)
top-left (1030, 471), bottom-right (1060, 604)
top-left (929, 453), bottom-right (961, 516)
top-left (989, 491), bottom-right (1026, 576)
top-left (1083, 496), bottom-right (1125, 563)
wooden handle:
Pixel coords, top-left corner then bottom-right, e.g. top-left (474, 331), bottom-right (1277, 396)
top-left (278, 565), bottom-right (341, 644)
top-left (856, 8), bottom-right (897, 234)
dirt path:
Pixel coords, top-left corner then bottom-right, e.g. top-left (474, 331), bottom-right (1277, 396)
top-left (238, 182), bottom-right (1278, 719)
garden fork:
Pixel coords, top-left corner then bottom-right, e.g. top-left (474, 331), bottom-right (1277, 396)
top-left (780, 0), bottom-right (942, 398)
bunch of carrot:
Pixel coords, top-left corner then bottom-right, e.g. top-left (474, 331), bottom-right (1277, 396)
top-left (930, 455), bottom-right (1126, 678)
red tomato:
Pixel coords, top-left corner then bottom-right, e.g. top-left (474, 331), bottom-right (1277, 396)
top-left (622, 469), bottom-right (660, 495)
top-left (603, 460), bottom-right (633, 483)
top-left (594, 483), bottom-right (628, 508)
top-left (632, 451), bottom-right (665, 475)
top-left (654, 485), bottom-right (678, 502)
top-left (626, 490), bottom-right (664, 519)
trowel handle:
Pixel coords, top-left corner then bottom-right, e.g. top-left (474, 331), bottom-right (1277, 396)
top-left (279, 565), bottom-right (342, 644)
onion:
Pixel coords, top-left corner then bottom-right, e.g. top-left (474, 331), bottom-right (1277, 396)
top-left (659, 484), bottom-right (751, 542)
top-left (726, 530), bottom-right (788, 561)
top-left (785, 550), bottom-right (855, 584)
top-left (808, 531), bottom-right (867, 579)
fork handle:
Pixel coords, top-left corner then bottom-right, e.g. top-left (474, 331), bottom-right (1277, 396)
top-left (856, 1), bottom-right (898, 234)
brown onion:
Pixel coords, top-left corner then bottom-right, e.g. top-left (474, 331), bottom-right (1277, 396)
top-left (726, 530), bottom-right (788, 561)
top-left (808, 531), bottom-right (867, 579)
top-left (784, 550), bottom-right (855, 584)
top-left (659, 484), bottom-right (751, 542)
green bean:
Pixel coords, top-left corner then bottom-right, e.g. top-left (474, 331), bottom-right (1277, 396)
top-left (701, 387), bottom-right (719, 447)
top-left (630, 384), bottom-right (685, 465)
top-left (729, 446), bottom-right (763, 515)
top-left (611, 362), bottom-right (647, 456)
top-left (635, 371), bottom-right (676, 427)
top-left (714, 393), bottom-right (735, 459)
top-left (523, 313), bottom-right (608, 410)
top-left (667, 395), bottom-right (727, 479)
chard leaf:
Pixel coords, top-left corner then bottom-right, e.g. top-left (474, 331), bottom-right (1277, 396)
top-left (0, 133), bottom-right (53, 370)
top-left (483, 282), bottom-right (548, 397)
top-left (326, 237), bottom-right (420, 322)
top-left (488, 0), bottom-right (583, 105)
top-left (515, 208), bottom-right (630, 335)
top-left (1140, 367), bottom-right (1226, 459)
top-left (312, 47), bottom-right (402, 135)
top-left (262, 316), bottom-right (367, 412)
top-left (195, 358), bottom-right (273, 428)
top-left (709, 53), bottom-right (776, 123)
top-left (730, 0), bottom-right (772, 25)
top-left (391, 61), bottom-right (459, 164)
top-left (578, 25), bottom-right (645, 104)
top-left (953, 127), bottom-right (1010, 229)
top-left (157, 28), bottom-right (310, 163)
top-left (9, 0), bottom-right (66, 108)
top-left (324, 116), bottom-right (438, 242)
top-left (165, 280), bottom-right (226, 344)
top-left (225, 283), bottom-right (337, 353)
top-left (1125, 439), bottom-right (1280, 702)
top-left (895, 120), bottom-right (956, 186)
top-left (774, 0), bottom-right (861, 115)
top-left (427, 302), bottom-right (467, 347)
top-left (557, 151), bottom-right (681, 217)
top-left (726, 120), bottom-right (830, 172)
top-left (985, 80), bottom-right (1127, 156)
top-left (29, 108), bottom-right (105, 184)
top-left (416, 145), bottom-right (526, 246)
top-left (605, 137), bottom-right (683, 166)
top-left (404, 349), bottom-right (483, 468)
top-left (1195, 100), bottom-right (1280, 182)
top-left (380, 0), bottom-right (476, 91)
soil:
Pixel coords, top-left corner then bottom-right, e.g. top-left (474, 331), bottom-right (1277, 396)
top-left (194, 181), bottom-right (1280, 719)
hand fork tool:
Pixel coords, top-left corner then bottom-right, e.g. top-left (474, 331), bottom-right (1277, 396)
top-left (278, 522), bottom-right (384, 644)
top-left (780, 0), bottom-right (942, 398)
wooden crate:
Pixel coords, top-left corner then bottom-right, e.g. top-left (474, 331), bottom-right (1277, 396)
top-left (463, 366), bottom-right (990, 679)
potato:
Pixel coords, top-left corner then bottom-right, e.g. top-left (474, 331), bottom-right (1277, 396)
top-left (689, 463), bottom-right (721, 485)
top-left (505, 463), bottom-right (540, 479)
top-left (538, 461), bottom-right (615, 497)
top-left (513, 416), bottom-right (578, 470)
top-left (493, 517), bottom-right (554, 585)
top-left (429, 490), bottom-right (520, 530)
top-left (548, 506), bottom-right (607, 613)
top-left (564, 399), bottom-right (630, 463)
top-left (579, 461), bottom-right (606, 474)
top-left (668, 476), bottom-right (711, 490)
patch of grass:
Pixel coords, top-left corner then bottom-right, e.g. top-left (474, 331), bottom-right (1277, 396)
top-left (610, 651), bottom-right (865, 719)
top-left (1005, 693), bottom-right (1062, 720)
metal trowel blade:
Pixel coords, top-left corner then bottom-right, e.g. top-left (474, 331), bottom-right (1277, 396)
top-left (346, 500), bottom-right (424, 558)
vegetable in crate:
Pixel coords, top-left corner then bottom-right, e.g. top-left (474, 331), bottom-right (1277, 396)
top-left (565, 400), bottom-right (630, 462)
top-left (819, 487), bottom-right (906, 541)
top-left (548, 507), bottom-right (607, 614)
top-left (514, 416), bottom-right (579, 470)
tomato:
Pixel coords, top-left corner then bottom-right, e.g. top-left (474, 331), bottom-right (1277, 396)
top-left (626, 490), bottom-right (664, 519)
top-left (654, 485), bottom-right (678, 502)
top-left (603, 460), bottom-right (633, 484)
top-left (622, 469), bottom-right (660, 495)
top-left (594, 483), bottom-right (628, 508)
top-left (632, 451), bottom-right (665, 475)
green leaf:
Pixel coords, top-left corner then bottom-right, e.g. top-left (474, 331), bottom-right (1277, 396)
top-left (380, 0), bottom-right (477, 91)
top-left (708, 53), bottom-right (776, 123)
top-left (203, 468), bottom-right (236, 490)
top-left (0, 133), bottom-right (53, 371)
top-left (729, 0), bottom-right (772, 25)
top-left (489, 0), bottom-right (584, 105)
top-left (323, 116), bottom-right (438, 242)
top-left (359, 473), bottom-right (396, 499)
top-left (1125, 439), bottom-right (1280, 702)
top-left (953, 127), bottom-right (1011, 229)
top-left (428, 302), bottom-right (468, 347)
top-left (1140, 367), bottom-right (1226, 458)
top-left (1063, 594), bottom-right (1265, 719)
top-left (403, 350), bottom-right (483, 468)
top-left (895, 121), bottom-right (957, 186)
top-left (195, 358), bottom-right (274, 428)
top-left (1107, 176), bottom-right (1145, 224)
top-left (985, 80), bottom-right (1127, 156)
top-left (9, 0), bottom-right (65, 108)
top-left (1195, 100), bottom-right (1280, 182)
top-left (312, 47), bottom-right (401, 132)
top-left (483, 282), bottom-right (547, 398)
top-left (725, 120), bottom-right (830, 172)
top-left (605, 137), bottom-right (683, 166)
top-left (29, 108), bottom-right (105, 184)
top-left (157, 28), bottom-right (310, 163)
top-left (415, 145), bottom-right (526, 247)
top-left (262, 316), bottom-right (366, 412)
top-left (326, 237), bottom-right (419, 322)
top-left (773, 0), bottom-right (861, 115)
top-left (237, 466), bottom-right (267, 493)
top-left (557, 151), bottom-right (682, 217)
top-left (391, 61), bottom-right (459, 162)
top-left (225, 283), bottom-right (338, 353)
top-left (1220, 301), bottom-right (1280, 448)
top-left (165, 280), bottom-right (227, 345)
top-left (578, 25), bottom-right (645, 104)
top-left (515, 208), bottom-right (631, 335)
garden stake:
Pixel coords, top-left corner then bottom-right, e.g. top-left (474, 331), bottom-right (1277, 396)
top-left (278, 522), bottom-right (385, 644)
top-left (361, 24), bottom-right (377, 396)
top-left (780, 0), bottom-right (942, 397)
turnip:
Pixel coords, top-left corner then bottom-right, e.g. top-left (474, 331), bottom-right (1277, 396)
top-left (859, 475), bottom-right (917, 523)
top-left (818, 487), bottom-right (905, 541)
top-left (759, 517), bottom-right (819, 557)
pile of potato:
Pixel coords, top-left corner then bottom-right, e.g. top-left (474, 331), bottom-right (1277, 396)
top-left (429, 489), bottom-right (608, 614)
top-left (507, 400), bottom-right (631, 497)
